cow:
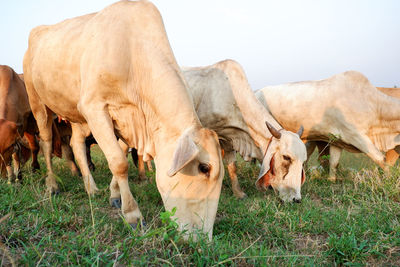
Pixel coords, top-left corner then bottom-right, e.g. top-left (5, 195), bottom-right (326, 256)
top-left (23, 0), bottom-right (224, 239)
top-left (179, 60), bottom-right (307, 201)
top-left (0, 65), bottom-right (33, 183)
top-left (255, 71), bottom-right (400, 181)
top-left (132, 60), bottom-right (307, 201)
top-left (306, 86), bottom-right (400, 174)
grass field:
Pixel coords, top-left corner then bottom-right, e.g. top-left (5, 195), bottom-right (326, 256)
top-left (1, 146), bottom-right (400, 266)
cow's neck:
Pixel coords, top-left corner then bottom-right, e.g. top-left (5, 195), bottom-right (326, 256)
top-left (213, 61), bottom-right (282, 153)
top-left (125, 62), bottom-right (202, 160)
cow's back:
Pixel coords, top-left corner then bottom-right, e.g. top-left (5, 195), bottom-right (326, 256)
top-left (183, 67), bottom-right (261, 160)
top-left (0, 65), bottom-right (30, 125)
top-left (24, 0), bottom-right (179, 123)
top-left (256, 71), bottom-right (385, 137)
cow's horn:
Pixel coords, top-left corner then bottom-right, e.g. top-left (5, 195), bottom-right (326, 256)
top-left (297, 125), bottom-right (304, 138)
top-left (265, 121), bottom-right (281, 139)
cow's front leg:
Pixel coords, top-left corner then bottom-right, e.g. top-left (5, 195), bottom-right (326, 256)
top-left (12, 152), bottom-right (21, 182)
top-left (81, 105), bottom-right (142, 226)
top-left (6, 163), bottom-right (14, 184)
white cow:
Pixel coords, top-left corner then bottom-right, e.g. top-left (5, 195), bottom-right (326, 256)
top-left (306, 86), bottom-right (400, 174)
top-left (182, 60), bottom-right (307, 202)
top-left (23, 0), bottom-right (224, 240)
top-left (255, 71), bottom-right (400, 180)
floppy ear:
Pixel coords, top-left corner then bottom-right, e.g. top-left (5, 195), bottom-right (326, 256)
top-left (255, 142), bottom-right (276, 189)
top-left (256, 154), bottom-right (275, 190)
top-left (167, 132), bottom-right (200, 177)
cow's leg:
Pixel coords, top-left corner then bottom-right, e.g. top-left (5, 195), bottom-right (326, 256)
top-left (146, 160), bottom-right (153, 171)
top-left (85, 136), bottom-right (96, 172)
top-left (137, 155), bottom-right (147, 181)
top-left (328, 145), bottom-right (342, 181)
top-left (12, 152), bottom-right (21, 182)
top-left (6, 163), bottom-right (14, 184)
top-left (225, 151), bottom-right (246, 199)
top-left (81, 107), bottom-right (142, 225)
top-left (24, 132), bottom-right (40, 171)
top-left (126, 144), bottom-right (147, 181)
top-left (345, 133), bottom-right (387, 171)
top-left (385, 149), bottom-right (399, 166)
top-left (69, 123), bottom-right (98, 195)
top-left (61, 139), bottom-right (81, 176)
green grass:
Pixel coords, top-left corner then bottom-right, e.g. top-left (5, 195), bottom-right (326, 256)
top-left (1, 146), bottom-right (400, 266)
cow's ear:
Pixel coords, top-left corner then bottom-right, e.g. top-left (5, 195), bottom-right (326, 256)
top-left (256, 154), bottom-right (275, 190)
top-left (167, 132), bottom-right (199, 177)
top-left (255, 142), bottom-right (276, 187)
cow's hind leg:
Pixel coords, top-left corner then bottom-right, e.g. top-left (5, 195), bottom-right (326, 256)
top-left (345, 133), bottom-right (387, 171)
top-left (61, 136), bottom-right (81, 176)
top-left (81, 106), bottom-right (142, 226)
top-left (69, 123), bottom-right (98, 195)
top-left (137, 155), bottom-right (147, 181)
top-left (225, 152), bottom-right (247, 199)
top-left (328, 145), bottom-right (342, 181)
top-left (24, 132), bottom-right (40, 171)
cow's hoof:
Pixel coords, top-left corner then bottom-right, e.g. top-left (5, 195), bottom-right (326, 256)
top-left (130, 220), bottom-right (146, 230)
top-left (52, 190), bottom-right (60, 196)
top-left (110, 198), bottom-right (122, 209)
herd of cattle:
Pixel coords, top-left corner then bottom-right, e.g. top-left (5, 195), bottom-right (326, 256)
top-left (1, 1), bottom-right (399, 240)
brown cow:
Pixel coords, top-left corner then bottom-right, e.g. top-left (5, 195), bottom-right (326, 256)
top-left (0, 65), bottom-right (32, 182)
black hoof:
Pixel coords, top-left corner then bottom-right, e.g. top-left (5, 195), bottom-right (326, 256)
top-left (52, 190), bottom-right (60, 196)
top-left (130, 220), bottom-right (146, 230)
top-left (110, 198), bottom-right (122, 209)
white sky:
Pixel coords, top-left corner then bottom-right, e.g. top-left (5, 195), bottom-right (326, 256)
top-left (1, 0), bottom-right (399, 89)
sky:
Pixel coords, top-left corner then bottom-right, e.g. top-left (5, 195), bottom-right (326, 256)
top-left (1, 0), bottom-right (399, 89)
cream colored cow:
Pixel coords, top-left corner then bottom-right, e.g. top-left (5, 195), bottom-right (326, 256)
top-left (256, 72), bottom-right (400, 180)
top-left (306, 87), bottom-right (400, 174)
top-left (23, 0), bottom-right (224, 240)
top-left (182, 60), bottom-right (307, 202)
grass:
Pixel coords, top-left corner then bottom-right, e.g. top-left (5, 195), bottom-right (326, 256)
top-left (1, 146), bottom-right (400, 266)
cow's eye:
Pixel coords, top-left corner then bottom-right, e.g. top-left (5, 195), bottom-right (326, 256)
top-left (283, 155), bottom-right (291, 162)
top-left (198, 163), bottom-right (211, 177)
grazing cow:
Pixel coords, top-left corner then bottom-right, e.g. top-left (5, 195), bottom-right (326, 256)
top-left (179, 60), bottom-right (307, 201)
top-left (307, 87), bottom-right (400, 172)
top-left (255, 71), bottom-right (400, 180)
top-left (133, 60), bottom-right (307, 201)
top-left (23, 0), bottom-right (224, 239)
top-left (0, 65), bottom-right (33, 182)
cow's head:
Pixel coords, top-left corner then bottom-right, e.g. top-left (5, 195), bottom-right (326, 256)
top-left (256, 122), bottom-right (307, 203)
top-left (0, 119), bottom-right (19, 176)
top-left (155, 127), bottom-right (224, 240)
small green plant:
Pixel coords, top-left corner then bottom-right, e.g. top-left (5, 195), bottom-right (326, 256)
top-left (160, 207), bottom-right (180, 242)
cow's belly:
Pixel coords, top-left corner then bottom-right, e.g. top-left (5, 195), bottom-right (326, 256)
top-left (32, 75), bottom-right (85, 123)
